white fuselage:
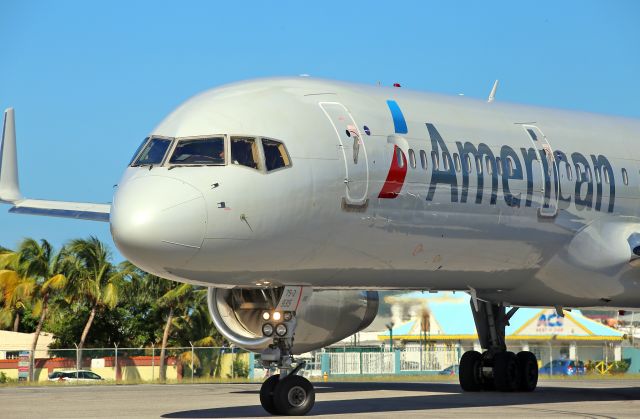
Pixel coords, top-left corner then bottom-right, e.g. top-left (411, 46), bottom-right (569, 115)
top-left (108, 77), bottom-right (640, 308)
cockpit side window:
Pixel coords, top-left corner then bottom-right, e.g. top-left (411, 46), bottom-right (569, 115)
top-left (169, 137), bottom-right (225, 165)
top-left (129, 137), bottom-right (149, 165)
top-left (262, 138), bottom-right (291, 172)
top-left (231, 137), bottom-right (260, 170)
top-left (132, 137), bottom-right (172, 167)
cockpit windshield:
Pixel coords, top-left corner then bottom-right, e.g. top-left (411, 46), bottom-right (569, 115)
top-left (169, 137), bottom-right (225, 165)
top-left (132, 137), bottom-right (172, 166)
top-left (129, 137), bottom-right (149, 165)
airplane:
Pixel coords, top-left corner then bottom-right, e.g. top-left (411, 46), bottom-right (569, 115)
top-left (2, 76), bottom-right (640, 415)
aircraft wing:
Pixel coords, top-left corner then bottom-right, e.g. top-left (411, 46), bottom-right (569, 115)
top-left (0, 108), bottom-right (111, 222)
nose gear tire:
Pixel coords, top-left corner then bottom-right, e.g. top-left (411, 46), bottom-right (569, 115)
top-left (259, 374), bottom-right (280, 415)
top-left (273, 375), bottom-right (315, 416)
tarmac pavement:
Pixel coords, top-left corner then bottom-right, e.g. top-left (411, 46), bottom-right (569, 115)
top-left (2, 379), bottom-right (639, 418)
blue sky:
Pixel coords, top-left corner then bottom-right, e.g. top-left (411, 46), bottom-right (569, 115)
top-left (0, 1), bottom-right (638, 259)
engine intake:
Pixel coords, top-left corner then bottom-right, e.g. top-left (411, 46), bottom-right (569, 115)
top-left (207, 288), bottom-right (378, 354)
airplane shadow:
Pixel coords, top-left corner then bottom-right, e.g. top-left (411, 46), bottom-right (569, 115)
top-left (162, 381), bottom-right (640, 418)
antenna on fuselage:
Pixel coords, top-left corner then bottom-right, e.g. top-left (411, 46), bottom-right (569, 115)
top-left (487, 79), bottom-right (499, 103)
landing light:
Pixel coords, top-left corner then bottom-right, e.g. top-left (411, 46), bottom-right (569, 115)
top-left (283, 312), bottom-right (292, 321)
top-left (273, 311), bottom-right (282, 321)
top-left (275, 324), bottom-right (288, 337)
top-left (262, 311), bottom-right (270, 321)
top-left (262, 323), bottom-right (274, 336)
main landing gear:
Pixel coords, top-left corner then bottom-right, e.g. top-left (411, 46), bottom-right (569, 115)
top-left (459, 299), bottom-right (538, 392)
top-left (259, 310), bottom-right (315, 415)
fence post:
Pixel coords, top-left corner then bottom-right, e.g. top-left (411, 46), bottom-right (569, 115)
top-left (394, 349), bottom-right (401, 374)
top-left (151, 344), bottom-right (155, 382)
top-left (321, 353), bottom-right (330, 376)
top-left (190, 342), bottom-right (194, 383)
top-left (248, 352), bottom-right (255, 380)
top-left (74, 343), bottom-right (79, 376)
top-left (30, 349), bottom-right (35, 382)
top-left (114, 343), bottom-right (119, 382)
top-left (548, 342), bottom-right (553, 375)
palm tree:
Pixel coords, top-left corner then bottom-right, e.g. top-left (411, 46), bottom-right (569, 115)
top-left (156, 281), bottom-right (196, 381)
top-left (0, 239), bottom-right (69, 380)
top-left (171, 288), bottom-right (223, 378)
top-left (0, 245), bottom-right (35, 332)
top-left (16, 239), bottom-right (68, 381)
top-left (0, 270), bottom-right (34, 332)
top-left (66, 237), bottom-right (123, 362)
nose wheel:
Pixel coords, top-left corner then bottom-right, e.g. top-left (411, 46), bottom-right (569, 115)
top-left (260, 374), bottom-right (315, 416)
top-left (259, 368), bottom-right (316, 415)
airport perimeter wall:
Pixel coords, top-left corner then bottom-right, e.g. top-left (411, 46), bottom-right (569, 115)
top-left (0, 347), bottom-right (251, 382)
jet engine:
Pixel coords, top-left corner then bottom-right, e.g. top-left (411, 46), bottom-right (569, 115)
top-left (207, 287), bottom-right (378, 354)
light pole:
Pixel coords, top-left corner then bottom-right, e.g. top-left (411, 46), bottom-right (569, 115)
top-left (385, 322), bottom-right (395, 352)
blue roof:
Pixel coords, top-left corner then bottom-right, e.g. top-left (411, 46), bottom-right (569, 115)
top-left (379, 291), bottom-right (623, 338)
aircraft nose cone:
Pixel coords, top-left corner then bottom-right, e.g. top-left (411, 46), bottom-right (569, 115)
top-left (110, 176), bottom-right (206, 272)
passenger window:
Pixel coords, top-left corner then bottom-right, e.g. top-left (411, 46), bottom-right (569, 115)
top-left (566, 163), bottom-right (573, 181)
top-left (420, 150), bottom-right (427, 170)
top-left (396, 148), bottom-right (404, 168)
top-left (585, 167), bottom-right (592, 182)
top-left (465, 155), bottom-right (472, 173)
top-left (431, 151), bottom-right (439, 170)
top-left (507, 157), bottom-right (515, 176)
top-left (622, 168), bottom-right (628, 185)
top-left (453, 153), bottom-right (461, 172)
top-left (231, 137), bottom-right (260, 170)
top-left (443, 153), bottom-right (450, 171)
top-left (603, 169), bottom-right (609, 184)
top-left (594, 168), bottom-right (601, 184)
top-left (496, 157), bottom-right (503, 176)
top-left (409, 149), bottom-right (416, 169)
top-left (575, 164), bottom-right (581, 182)
top-left (170, 137), bottom-right (225, 165)
top-left (133, 137), bottom-right (172, 166)
top-left (485, 156), bottom-right (492, 175)
top-left (262, 138), bottom-right (291, 171)
top-left (476, 157), bottom-right (483, 174)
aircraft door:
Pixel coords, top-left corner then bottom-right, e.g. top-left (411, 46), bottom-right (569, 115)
top-left (319, 102), bottom-right (369, 207)
top-left (522, 125), bottom-right (559, 218)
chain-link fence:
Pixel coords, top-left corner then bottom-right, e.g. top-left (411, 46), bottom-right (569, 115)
top-left (1, 342), bottom-right (637, 383)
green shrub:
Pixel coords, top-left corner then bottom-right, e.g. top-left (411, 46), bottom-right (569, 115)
top-left (0, 372), bottom-right (14, 384)
top-left (232, 358), bottom-right (248, 378)
top-left (611, 360), bottom-right (630, 374)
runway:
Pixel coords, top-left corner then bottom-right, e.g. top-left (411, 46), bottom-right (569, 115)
top-left (2, 379), bottom-right (639, 418)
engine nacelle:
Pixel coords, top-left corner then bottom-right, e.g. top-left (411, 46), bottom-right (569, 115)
top-left (207, 288), bottom-right (378, 354)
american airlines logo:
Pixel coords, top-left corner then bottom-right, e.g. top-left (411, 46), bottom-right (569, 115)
top-left (380, 122), bottom-right (616, 214)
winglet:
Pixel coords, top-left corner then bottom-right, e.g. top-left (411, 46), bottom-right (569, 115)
top-left (0, 108), bottom-right (23, 203)
top-left (487, 80), bottom-right (499, 103)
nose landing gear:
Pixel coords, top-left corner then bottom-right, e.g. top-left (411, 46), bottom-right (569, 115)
top-left (258, 289), bottom-right (315, 416)
top-left (459, 300), bottom-right (539, 393)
